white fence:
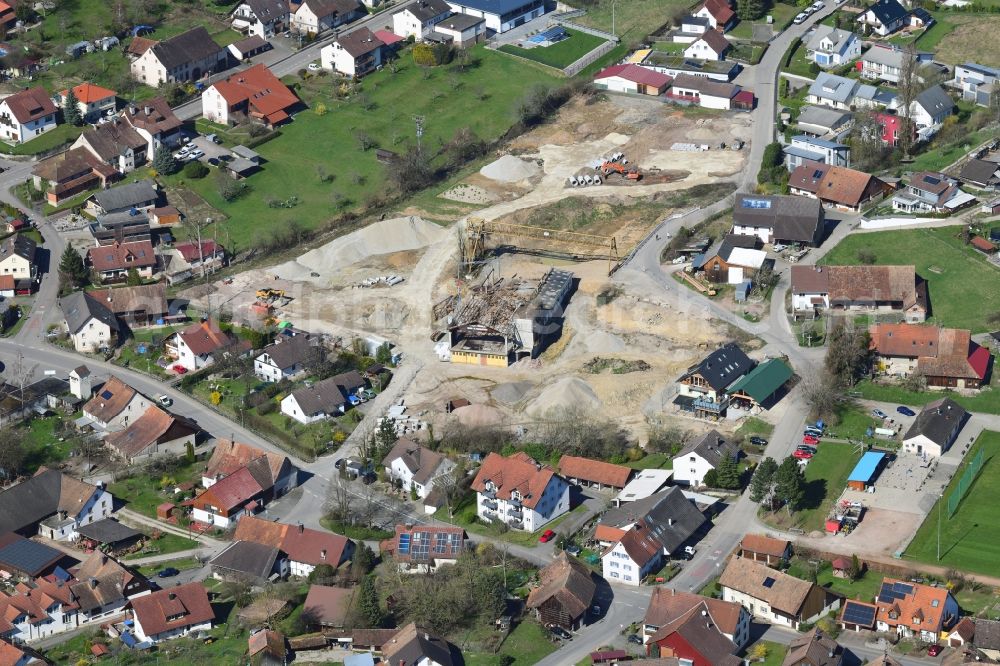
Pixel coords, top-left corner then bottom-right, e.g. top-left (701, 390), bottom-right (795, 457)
top-left (859, 216), bottom-right (934, 229)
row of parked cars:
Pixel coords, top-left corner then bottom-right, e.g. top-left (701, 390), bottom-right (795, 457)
top-left (792, 0), bottom-right (835, 23)
top-left (793, 421), bottom-right (825, 460)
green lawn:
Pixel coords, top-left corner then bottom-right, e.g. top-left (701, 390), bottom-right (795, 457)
top-left (108, 460), bottom-right (199, 518)
top-left (124, 531), bottom-right (200, 559)
top-left (499, 29), bottom-right (607, 69)
top-left (736, 416), bottom-right (775, 440)
top-left (0, 124), bottom-right (84, 156)
top-left (908, 126), bottom-right (1000, 173)
top-left (855, 376), bottom-right (1000, 415)
top-left (21, 416), bottom-right (77, 473)
top-left (652, 41), bottom-right (687, 54)
top-left (320, 517), bottom-right (393, 541)
top-left (137, 556), bottom-right (203, 577)
top-left (628, 452), bottom-right (673, 469)
top-left (762, 442), bottom-right (862, 532)
top-left (462, 619), bottom-right (558, 666)
top-left (573, 0), bottom-right (691, 39)
top-left (819, 227), bottom-right (1000, 332)
top-left (904, 431), bottom-right (1000, 577)
top-left (786, 557), bottom-right (883, 601)
top-left (753, 640), bottom-right (790, 666)
top-left (167, 45), bottom-right (559, 251)
top-left (782, 39), bottom-right (817, 79)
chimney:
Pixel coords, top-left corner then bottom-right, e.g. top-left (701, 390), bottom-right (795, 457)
top-left (143, 105), bottom-right (151, 116)
top-left (168, 592), bottom-right (177, 600)
top-left (298, 523), bottom-right (304, 534)
top-left (828, 649), bottom-right (835, 658)
top-left (101, 554), bottom-right (108, 565)
top-left (89, 577), bottom-right (98, 589)
top-left (320, 549), bottom-right (327, 560)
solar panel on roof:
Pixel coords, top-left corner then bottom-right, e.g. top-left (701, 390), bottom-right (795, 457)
top-left (398, 533), bottom-right (410, 554)
top-left (763, 576), bottom-right (776, 588)
top-left (842, 601), bottom-right (876, 626)
top-left (877, 582), bottom-right (894, 603)
top-left (924, 176), bottom-right (940, 185)
top-left (893, 581), bottom-right (913, 596)
top-left (101, 390), bottom-right (113, 399)
top-left (742, 198), bottom-right (772, 209)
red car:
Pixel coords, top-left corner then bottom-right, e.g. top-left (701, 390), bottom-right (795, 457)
top-left (793, 449), bottom-right (813, 460)
top-left (802, 434), bottom-right (820, 445)
top-left (539, 529), bottom-right (556, 543)
top-left (927, 645), bottom-right (942, 657)
top-left (172, 364), bottom-right (189, 374)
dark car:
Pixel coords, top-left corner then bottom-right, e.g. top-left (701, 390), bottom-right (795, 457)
top-left (208, 157), bottom-right (220, 166)
top-left (749, 436), bottom-right (768, 446)
top-left (335, 459), bottom-right (345, 469)
top-left (548, 626), bottom-right (572, 640)
top-left (897, 406), bottom-right (916, 417)
top-left (157, 567), bottom-right (180, 578)
top-left (927, 644), bottom-right (943, 657)
top-left (627, 634), bottom-right (643, 645)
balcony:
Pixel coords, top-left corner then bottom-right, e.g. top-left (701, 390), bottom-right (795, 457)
top-left (507, 505), bottom-right (522, 516)
top-left (482, 499), bottom-right (498, 511)
top-left (482, 489), bottom-right (496, 500)
top-left (509, 498), bottom-right (522, 509)
top-left (693, 397), bottom-right (723, 412)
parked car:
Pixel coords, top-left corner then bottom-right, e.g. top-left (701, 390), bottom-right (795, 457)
top-left (927, 645), bottom-right (942, 657)
top-left (897, 406), bottom-right (916, 417)
top-left (793, 449), bottom-right (813, 460)
top-left (548, 626), bottom-right (572, 640)
top-left (564, 545), bottom-right (581, 556)
top-left (172, 364), bottom-right (188, 374)
top-left (157, 395), bottom-right (173, 407)
top-left (772, 243), bottom-right (788, 252)
top-left (539, 529), bottom-right (556, 543)
top-left (187, 149), bottom-right (205, 160)
top-left (308, 62), bottom-right (321, 71)
top-left (802, 434), bottom-right (820, 445)
top-left (157, 567), bottom-right (180, 578)
top-left (797, 445), bottom-right (817, 454)
top-left (793, 12), bottom-right (807, 22)
top-left (627, 634), bottom-right (643, 645)
top-left (872, 408), bottom-right (888, 419)
top-left (749, 436), bottom-right (768, 446)
top-left (811, 0), bottom-right (825, 10)
top-left (334, 458), bottom-right (345, 469)
top-left (590, 603), bottom-right (601, 616)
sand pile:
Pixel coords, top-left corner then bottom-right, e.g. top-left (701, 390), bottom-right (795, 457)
top-left (451, 404), bottom-right (506, 427)
top-left (273, 216), bottom-right (447, 281)
top-left (491, 381), bottom-right (534, 405)
top-left (526, 376), bottom-right (600, 417)
top-left (480, 155), bottom-right (540, 183)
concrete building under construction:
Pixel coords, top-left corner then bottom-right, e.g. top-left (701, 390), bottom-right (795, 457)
top-left (441, 268), bottom-right (574, 367)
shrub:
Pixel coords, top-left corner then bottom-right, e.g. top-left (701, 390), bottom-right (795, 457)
top-left (183, 160), bottom-right (209, 179)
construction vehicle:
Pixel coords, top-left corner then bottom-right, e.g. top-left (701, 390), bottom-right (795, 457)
top-left (601, 161), bottom-right (641, 180)
top-left (256, 288), bottom-right (285, 300)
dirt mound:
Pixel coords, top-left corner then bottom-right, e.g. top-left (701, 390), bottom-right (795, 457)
top-left (526, 376), bottom-right (600, 417)
top-left (480, 155), bottom-right (540, 183)
top-left (451, 403), bottom-right (506, 427)
top-left (583, 357), bottom-right (652, 374)
top-left (273, 216), bottom-right (448, 281)
top-left (491, 381), bottom-right (534, 405)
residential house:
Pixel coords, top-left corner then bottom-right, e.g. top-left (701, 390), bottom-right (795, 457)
top-left (789, 264), bottom-right (927, 321)
top-left (892, 171), bottom-right (972, 213)
top-left (0, 638), bottom-right (46, 664)
top-left (59, 83), bottom-right (116, 123)
top-left (203, 439), bottom-right (298, 500)
top-left (805, 27), bottom-right (861, 68)
top-left (72, 120), bottom-right (149, 174)
top-left (857, 0), bottom-right (909, 36)
top-left (738, 534), bottom-right (792, 566)
top-left (130, 583), bottom-right (214, 644)
top-left (0, 0), bottom-right (14, 32)
top-left (168, 239), bottom-right (226, 279)
top-left (692, 0), bottom-right (735, 31)
top-left (727, 358), bottom-right (794, 413)
top-left (31, 147), bottom-right (118, 206)
top-left (593, 64), bottom-right (672, 96)
top-left (639, 51), bottom-right (740, 82)
top-left (60, 291), bottom-right (120, 353)
top-left (0, 532), bottom-right (68, 579)
top-left (672, 430), bottom-right (738, 487)
top-left (526, 552), bottom-right (596, 631)
top-left (873, 578), bottom-right (958, 641)
top-left (121, 98), bottom-right (183, 157)
top-left (788, 162), bottom-right (891, 212)
top-left (446, 0), bottom-right (550, 33)
top-left (950, 618), bottom-right (1000, 656)
top-left (303, 585), bottom-right (355, 629)
top-left (87, 179), bottom-right (159, 216)
top-left (839, 598), bottom-right (879, 632)
top-left (874, 111), bottom-right (914, 147)
top-left (698, 233), bottom-right (768, 285)
top-left (103, 406), bottom-right (199, 463)
top-left (82, 376), bottom-right (151, 431)
top-left (557, 455), bottom-right (632, 490)
top-left (89, 209), bottom-right (152, 247)
top-left (784, 135), bottom-right (850, 171)
top-left (254, 333), bottom-right (317, 382)
top-left (667, 73), bottom-right (741, 110)
top-left (230, 0), bottom-right (289, 38)
top-left (166, 319), bottom-right (237, 371)
top-left (0, 235), bottom-right (36, 292)
top-left (130, 27), bottom-right (228, 87)
top-left (248, 629), bottom-right (288, 665)
top-left (191, 466), bottom-right (266, 528)
top-left (0, 87), bottom-right (58, 145)
top-left (859, 45), bottom-right (930, 84)
top-left (600, 487), bottom-right (708, 586)
top-left (87, 283), bottom-right (168, 328)
top-left (280, 370), bottom-right (366, 423)
top-left (643, 588), bottom-right (751, 653)
top-left (719, 557), bottom-right (840, 629)
top-left (902, 397), bottom-right (968, 458)
top-left (946, 616), bottom-right (975, 648)
top-left (471, 451), bottom-right (570, 531)
top-left (381, 622), bottom-right (455, 666)
top-left (432, 14), bottom-right (486, 45)
top-left (209, 540), bottom-right (287, 584)
top-left (381, 524), bottom-right (467, 573)
top-left (784, 630), bottom-right (844, 666)
top-left (952, 62), bottom-right (1000, 107)
top-left (673, 15), bottom-right (711, 42)
top-left (71, 551), bottom-right (151, 622)
top-left (86, 241), bottom-right (157, 283)
top-left (674, 342), bottom-right (754, 418)
top-left (683, 30), bottom-right (731, 61)
top-left (233, 516), bottom-right (353, 577)
top-left (807, 72), bottom-right (897, 111)
top-left (795, 105), bottom-right (853, 139)
top-left (906, 85), bottom-right (956, 136)
top-left (291, 0), bottom-right (364, 35)
top-left (392, 0), bottom-right (451, 40)
top-left (869, 323), bottom-right (990, 389)
top-left (321, 28), bottom-right (385, 78)
top-left (0, 569), bottom-right (82, 641)
top-left (731, 193), bottom-right (825, 246)
top-left (383, 438), bottom-right (456, 499)
top-left (0, 468), bottom-right (113, 540)
top-left (959, 158), bottom-right (999, 189)
top-left (201, 64), bottom-right (299, 128)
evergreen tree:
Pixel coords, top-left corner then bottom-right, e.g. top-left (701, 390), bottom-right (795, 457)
top-left (63, 88), bottom-right (82, 126)
top-left (749, 457), bottom-right (778, 504)
top-left (716, 454), bottom-right (742, 490)
top-left (353, 543), bottom-right (375, 575)
top-left (737, 0), bottom-right (764, 21)
top-left (58, 245), bottom-right (88, 289)
top-left (152, 145), bottom-right (178, 175)
top-left (703, 468), bottom-right (719, 488)
top-left (126, 267), bottom-right (142, 286)
top-left (774, 456), bottom-right (806, 513)
top-left (359, 574), bottom-right (384, 628)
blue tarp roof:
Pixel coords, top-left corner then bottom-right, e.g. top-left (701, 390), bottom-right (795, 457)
top-left (848, 451), bottom-right (885, 483)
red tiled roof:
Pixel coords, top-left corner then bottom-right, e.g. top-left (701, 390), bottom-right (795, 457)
top-left (176, 320), bottom-right (232, 356)
top-left (644, 587), bottom-right (744, 637)
top-left (175, 239), bottom-right (223, 262)
top-left (470, 452), bottom-right (558, 510)
top-left (1, 87), bottom-right (57, 124)
top-left (594, 63), bottom-right (671, 88)
top-left (193, 467), bottom-right (263, 513)
top-left (701, 0), bottom-right (735, 25)
top-left (971, 236), bottom-right (996, 252)
top-left (610, 525), bottom-right (661, 567)
top-left (234, 516), bottom-right (350, 567)
top-left (130, 582), bottom-right (214, 638)
top-left (373, 29), bottom-right (404, 45)
top-left (740, 533), bottom-right (790, 558)
top-left (594, 524), bottom-right (627, 543)
top-left (208, 64), bottom-right (298, 125)
top-left (869, 323), bottom-right (941, 358)
top-left (968, 345), bottom-right (991, 380)
top-left (303, 585), bottom-right (354, 626)
top-left (61, 82), bottom-right (117, 104)
top-left (875, 577), bottom-right (953, 634)
top-left (86, 241), bottom-right (156, 273)
top-left (558, 455), bottom-right (631, 488)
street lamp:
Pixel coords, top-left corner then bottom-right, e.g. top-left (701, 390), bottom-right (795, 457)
top-left (936, 492), bottom-right (944, 560)
top-left (611, 0), bottom-right (618, 36)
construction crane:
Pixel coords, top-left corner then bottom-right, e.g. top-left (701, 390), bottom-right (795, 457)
top-left (462, 218), bottom-right (621, 276)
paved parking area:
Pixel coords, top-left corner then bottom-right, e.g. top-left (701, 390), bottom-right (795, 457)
top-left (840, 452), bottom-right (945, 514)
top-left (187, 136), bottom-right (232, 163)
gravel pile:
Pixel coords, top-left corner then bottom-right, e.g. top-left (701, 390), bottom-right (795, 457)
top-left (479, 155), bottom-right (540, 183)
top-left (491, 381), bottom-right (534, 405)
top-left (526, 376), bottom-right (600, 417)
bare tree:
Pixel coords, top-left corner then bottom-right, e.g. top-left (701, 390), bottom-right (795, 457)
top-left (358, 482), bottom-right (379, 528)
top-left (326, 475), bottom-right (354, 525)
top-left (897, 44), bottom-right (919, 157)
top-left (849, 110), bottom-right (890, 171)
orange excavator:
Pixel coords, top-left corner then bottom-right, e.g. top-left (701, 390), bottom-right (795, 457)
top-left (601, 161), bottom-right (641, 180)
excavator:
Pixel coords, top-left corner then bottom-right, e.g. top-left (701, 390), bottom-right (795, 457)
top-left (601, 161), bottom-right (641, 180)
top-left (256, 288), bottom-right (285, 300)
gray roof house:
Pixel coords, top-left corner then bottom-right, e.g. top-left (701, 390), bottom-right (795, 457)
top-left (805, 27), bottom-right (861, 68)
top-left (280, 370), bottom-right (366, 424)
top-left (210, 540), bottom-right (286, 584)
top-left (910, 85), bottom-right (956, 134)
top-left (795, 105), bottom-right (853, 138)
top-left (807, 72), bottom-right (896, 111)
top-left (952, 62), bottom-right (1000, 107)
top-left (253, 334), bottom-right (318, 382)
top-left (597, 486), bottom-right (708, 555)
top-left (784, 135), bottom-right (850, 171)
top-left (88, 179), bottom-right (159, 215)
top-left (61, 291), bottom-right (120, 351)
top-left (732, 193), bottom-right (825, 246)
top-left (902, 397), bottom-right (969, 458)
top-left (383, 438), bottom-right (456, 497)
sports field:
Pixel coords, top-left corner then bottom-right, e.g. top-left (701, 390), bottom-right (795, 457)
top-left (904, 431), bottom-right (1000, 576)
